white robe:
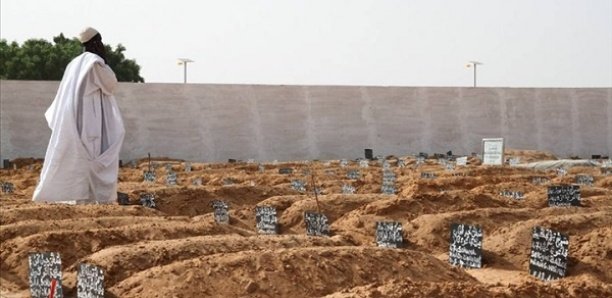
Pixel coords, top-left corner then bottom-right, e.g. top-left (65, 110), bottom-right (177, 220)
top-left (33, 52), bottom-right (125, 204)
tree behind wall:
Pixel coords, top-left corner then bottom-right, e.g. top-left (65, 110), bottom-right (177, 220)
top-left (0, 34), bottom-right (144, 82)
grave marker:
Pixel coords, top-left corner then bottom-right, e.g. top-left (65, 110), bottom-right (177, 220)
top-left (342, 184), bottom-right (356, 194)
top-left (77, 263), bottom-right (104, 298)
top-left (28, 252), bottom-right (63, 298)
top-left (143, 171), bottom-right (156, 183)
top-left (548, 185), bottom-right (580, 207)
top-left (255, 206), bottom-right (278, 235)
top-left (184, 162), bottom-right (191, 172)
top-left (139, 193), bottom-right (156, 208)
top-left (500, 190), bottom-right (524, 200)
top-left (575, 175), bottom-right (593, 186)
top-left (278, 168), bottom-right (293, 174)
top-left (415, 156), bottom-right (425, 167)
top-left (397, 159), bottom-right (406, 168)
top-left (482, 138), bottom-right (504, 165)
top-left (420, 172), bottom-right (436, 179)
top-left (529, 226), bottom-right (569, 281)
top-left (508, 157), bottom-right (520, 166)
top-left (531, 177), bottom-right (550, 185)
top-left (304, 211), bottom-right (329, 236)
top-left (165, 164), bottom-right (172, 172)
top-left (602, 167), bottom-right (612, 176)
top-left (340, 159), bottom-right (349, 167)
top-left (1, 181), bottom-right (14, 193)
top-left (117, 192), bottom-right (130, 205)
top-left (381, 169), bottom-right (396, 195)
top-left (166, 171), bottom-right (177, 185)
top-left (359, 159), bottom-right (369, 168)
top-left (376, 222), bottom-right (403, 248)
top-left (456, 156), bottom-right (468, 166)
top-left (228, 159), bottom-right (237, 163)
top-left (258, 164), bottom-right (265, 173)
top-left (347, 170), bottom-right (360, 180)
top-left (556, 168), bottom-right (567, 176)
top-left (448, 223), bottom-right (483, 269)
top-left (291, 180), bottom-right (306, 192)
top-left (211, 200), bottom-right (229, 224)
top-left (445, 163), bottom-right (455, 171)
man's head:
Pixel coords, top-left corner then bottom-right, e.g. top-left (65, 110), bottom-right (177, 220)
top-left (79, 27), bottom-right (106, 63)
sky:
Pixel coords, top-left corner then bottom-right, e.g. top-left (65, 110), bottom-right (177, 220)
top-left (1, 0), bottom-right (611, 87)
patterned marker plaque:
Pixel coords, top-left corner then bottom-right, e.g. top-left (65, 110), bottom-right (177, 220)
top-left (304, 211), bottom-right (329, 236)
top-left (77, 263), bottom-right (104, 298)
top-left (342, 184), bottom-right (356, 194)
top-left (29, 252), bottom-right (63, 298)
top-left (255, 206), bottom-right (278, 235)
top-left (139, 193), bottom-right (156, 208)
top-left (166, 171), bottom-right (177, 185)
top-left (1, 181), bottom-right (14, 193)
top-left (376, 222), bottom-right (403, 248)
top-left (211, 200), bottom-right (230, 224)
top-left (548, 185), bottom-right (580, 207)
top-left (291, 180), bottom-right (306, 192)
top-left (575, 175), bottom-right (593, 186)
top-left (143, 171), bottom-right (156, 183)
top-left (347, 170), bottom-right (360, 180)
top-left (529, 227), bottom-right (569, 281)
top-left (449, 223), bottom-right (483, 269)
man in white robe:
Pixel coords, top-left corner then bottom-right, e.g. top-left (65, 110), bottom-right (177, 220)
top-left (33, 27), bottom-right (125, 204)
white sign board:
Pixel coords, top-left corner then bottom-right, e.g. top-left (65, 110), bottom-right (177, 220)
top-left (482, 138), bottom-right (504, 165)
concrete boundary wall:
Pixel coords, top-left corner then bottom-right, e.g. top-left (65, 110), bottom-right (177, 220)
top-left (1, 80), bottom-right (611, 162)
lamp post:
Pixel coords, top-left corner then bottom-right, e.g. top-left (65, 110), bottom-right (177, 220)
top-left (465, 61), bottom-right (483, 87)
top-left (177, 58), bottom-right (194, 83)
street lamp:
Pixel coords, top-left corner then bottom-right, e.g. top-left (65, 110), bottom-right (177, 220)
top-left (177, 58), bottom-right (194, 84)
top-left (465, 61), bottom-right (483, 87)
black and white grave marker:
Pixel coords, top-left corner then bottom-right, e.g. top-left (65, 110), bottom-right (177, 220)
top-left (381, 169), bottom-right (396, 195)
top-left (139, 193), bottom-right (156, 208)
top-left (448, 223), bottom-right (483, 269)
top-left (376, 221), bottom-right (403, 248)
top-left (548, 185), bottom-right (580, 207)
top-left (304, 211), bottom-right (329, 236)
top-left (456, 156), bottom-right (468, 166)
top-left (117, 192), bottom-right (130, 205)
top-left (291, 180), bottom-right (306, 192)
top-left (143, 171), bottom-right (155, 183)
top-left (500, 190), bottom-right (524, 200)
top-left (347, 170), bottom-right (360, 180)
top-left (1, 181), bottom-right (14, 193)
top-left (29, 252), bottom-right (63, 298)
top-left (77, 263), bottom-right (104, 298)
top-left (575, 175), bottom-right (593, 186)
top-left (211, 200), bottom-right (229, 224)
top-left (279, 168), bottom-right (293, 174)
top-left (255, 206), bottom-right (278, 235)
top-left (342, 184), bottom-right (356, 194)
top-left (556, 168), bottom-right (567, 176)
top-left (529, 226), bottom-right (569, 281)
top-left (166, 171), bottom-right (177, 185)
top-left (420, 172), bottom-right (436, 179)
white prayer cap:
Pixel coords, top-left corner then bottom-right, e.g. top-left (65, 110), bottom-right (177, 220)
top-left (78, 27), bottom-right (99, 43)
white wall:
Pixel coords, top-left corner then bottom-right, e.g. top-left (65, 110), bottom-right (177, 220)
top-left (1, 80), bottom-right (610, 163)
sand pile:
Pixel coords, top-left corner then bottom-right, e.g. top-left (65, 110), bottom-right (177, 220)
top-left (1, 150), bottom-right (611, 297)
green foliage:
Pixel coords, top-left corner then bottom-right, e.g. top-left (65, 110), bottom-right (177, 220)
top-left (0, 34), bottom-right (144, 82)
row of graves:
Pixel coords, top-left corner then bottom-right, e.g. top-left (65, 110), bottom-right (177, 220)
top-left (23, 141), bottom-right (608, 296)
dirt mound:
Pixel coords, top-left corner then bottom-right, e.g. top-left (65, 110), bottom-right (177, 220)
top-left (1, 151), bottom-right (611, 297)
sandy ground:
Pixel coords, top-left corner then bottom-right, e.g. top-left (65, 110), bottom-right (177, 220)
top-left (1, 149), bottom-right (611, 297)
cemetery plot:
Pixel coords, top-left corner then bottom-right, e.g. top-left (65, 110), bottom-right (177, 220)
top-left (529, 226), bottom-right (569, 281)
top-left (575, 175), bottom-right (593, 186)
top-left (139, 193), bottom-right (156, 208)
top-left (29, 252), bottom-right (63, 298)
top-left (304, 211), bottom-right (329, 236)
top-left (77, 263), bottom-right (104, 298)
top-left (376, 222), bottom-right (403, 248)
top-left (255, 206), bottom-right (278, 235)
top-left (211, 200), bottom-right (230, 224)
top-left (482, 138), bottom-right (504, 165)
top-left (448, 223), bottom-right (483, 269)
top-left (548, 185), bottom-right (580, 207)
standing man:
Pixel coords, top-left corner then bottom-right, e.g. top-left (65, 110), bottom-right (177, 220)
top-left (33, 27), bottom-right (125, 204)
